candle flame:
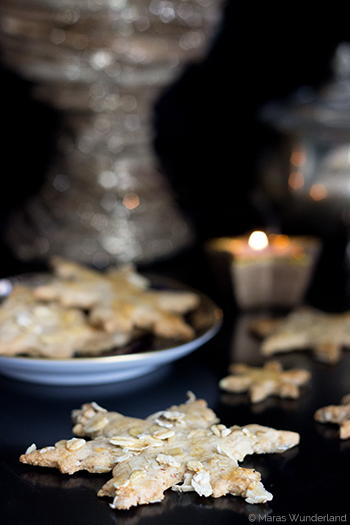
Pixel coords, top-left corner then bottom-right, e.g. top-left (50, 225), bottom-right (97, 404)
top-left (248, 231), bottom-right (268, 251)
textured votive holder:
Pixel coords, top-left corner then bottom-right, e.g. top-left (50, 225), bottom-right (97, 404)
top-left (205, 233), bottom-right (321, 309)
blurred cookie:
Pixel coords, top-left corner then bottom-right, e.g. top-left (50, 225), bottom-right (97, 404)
top-left (35, 257), bottom-right (200, 340)
top-left (219, 360), bottom-right (311, 403)
top-left (0, 284), bottom-right (129, 358)
top-left (250, 307), bottom-right (350, 364)
top-left (314, 394), bottom-right (350, 439)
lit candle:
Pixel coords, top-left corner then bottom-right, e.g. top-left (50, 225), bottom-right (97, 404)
top-left (206, 232), bottom-right (321, 309)
top-left (248, 231), bottom-right (269, 250)
top-left (211, 232), bottom-right (307, 262)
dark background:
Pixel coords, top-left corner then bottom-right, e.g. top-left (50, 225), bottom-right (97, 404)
top-left (155, 2), bottom-right (346, 239)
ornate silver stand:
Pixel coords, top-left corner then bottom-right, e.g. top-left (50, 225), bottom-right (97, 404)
top-left (0, 0), bottom-right (221, 266)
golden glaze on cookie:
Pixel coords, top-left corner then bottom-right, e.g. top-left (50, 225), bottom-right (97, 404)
top-left (20, 394), bottom-right (300, 508)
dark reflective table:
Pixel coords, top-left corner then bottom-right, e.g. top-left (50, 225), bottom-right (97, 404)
top-left (1, 247), bottom-right (350, 525)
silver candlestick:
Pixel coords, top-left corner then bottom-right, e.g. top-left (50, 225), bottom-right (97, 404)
top-left (0, 0), bottom-right (222, 267)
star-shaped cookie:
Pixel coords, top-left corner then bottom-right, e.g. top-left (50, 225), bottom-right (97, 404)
top-left (0, 284), bottom-right (130, 358)
top-left (250, 307), bottom-right (350, 364)
top-left (314, 394), bottom-right (350, 439)
top-left (219, 361), bottom-right (311, 403)
top-left (20, 394), bottom-right (300, 508)
top-left (34, 257), bottom-right (200, 340)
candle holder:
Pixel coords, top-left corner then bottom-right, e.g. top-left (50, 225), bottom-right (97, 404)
top-left (0, 0), bottom-right (222, 267)
top-left (205, 233), bottom-right (321, 310)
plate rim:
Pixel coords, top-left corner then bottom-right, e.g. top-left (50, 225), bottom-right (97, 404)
top-left (0, 315), bottom-right (222, 368)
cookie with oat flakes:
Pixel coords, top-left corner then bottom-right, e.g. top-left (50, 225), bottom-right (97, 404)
top-left (20, 394), bottom-right (299, 508)
top-left (0, 284), bottom-right (130, 358)
top-left (20, 395), bottom-right (219, 475)
top-left (34, 257), bottom-right (200, 341)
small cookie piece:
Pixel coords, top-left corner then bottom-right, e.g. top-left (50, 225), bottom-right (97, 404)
top-left (314, 394), bottom-right (350, 439)
top-left (250, 307), bottom-right (350, 364)
top-left (34, 257), bottom-right (200, 341)
top-left (20, 395), bottom-right (299, 508)
top-left (0, 284), bottom-right (130, 358)
top-left (219, 361), bottom-right (311, 403)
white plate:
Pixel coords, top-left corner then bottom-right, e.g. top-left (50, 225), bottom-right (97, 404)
top-left (0, 274), bottom-right (223, 385)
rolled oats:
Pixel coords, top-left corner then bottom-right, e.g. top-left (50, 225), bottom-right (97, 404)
top-left (66, 438), bottom-right (86, 451)
top-left (20, 394), bottom-right (299, 509)
top-left (156, 454), bottom-right (181, 467)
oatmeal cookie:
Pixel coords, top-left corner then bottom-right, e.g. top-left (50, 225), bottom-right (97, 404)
top-left (0, 284), bottom-right (129, 358)
top-left (250, 307), bottom-right (350, 364)
top-left (219, 360), bottom-right (311, 403)
top-left (314, 394), bottom-right (350, 439)
top-left (20, 394), bottom-right (300, 508)
top-left (35, 257), bottom-right (200, 340)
